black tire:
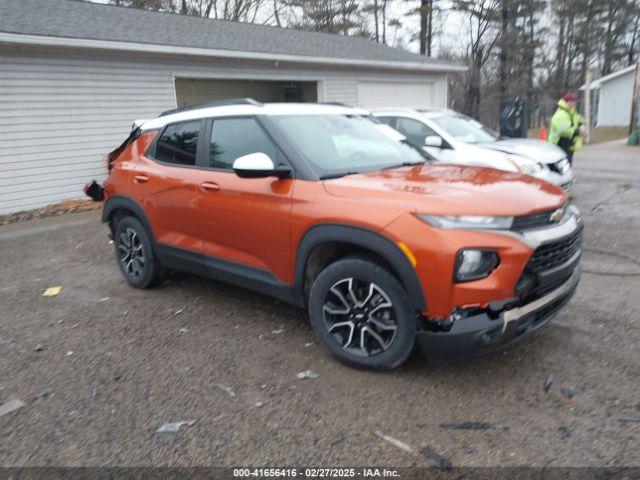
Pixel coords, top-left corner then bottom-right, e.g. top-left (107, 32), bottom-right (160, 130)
top-left (308, 257), bottom-right (416, 370)
top-left (113, 216), bottom-right (165, 288)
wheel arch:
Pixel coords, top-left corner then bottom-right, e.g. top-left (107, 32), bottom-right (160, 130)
top-left (294, 223), bottom-right (426, 312)
top-left (102, 195), bottom-right (156, 244)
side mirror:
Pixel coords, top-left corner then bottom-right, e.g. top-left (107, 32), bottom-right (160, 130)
top-left (424, 135), bottom-right (443, 148)
top-left (232, 153), bottom-right (290, 179)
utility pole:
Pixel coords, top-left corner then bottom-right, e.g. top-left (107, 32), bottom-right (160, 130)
top-left (584, 68), bottom-right (591, 144)
top-left (630, 63), bottom-right (640, 136)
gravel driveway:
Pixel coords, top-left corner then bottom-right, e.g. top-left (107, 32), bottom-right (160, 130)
top-left (0, 141), bottom-right (638, 468)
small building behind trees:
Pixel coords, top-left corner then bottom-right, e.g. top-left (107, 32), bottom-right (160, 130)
top-left (581, 63), bottom-right (639, 140)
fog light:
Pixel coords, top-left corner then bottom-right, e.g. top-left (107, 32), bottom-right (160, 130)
top-left (454, 249), bottom-right (499, 282)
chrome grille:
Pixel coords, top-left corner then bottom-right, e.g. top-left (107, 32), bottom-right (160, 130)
top-left (548, 158), bottom-right (570, 174)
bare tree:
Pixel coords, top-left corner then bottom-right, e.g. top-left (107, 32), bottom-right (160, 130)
top-left (419, 0), bottom-right (433, 55)
top-left (600, 0), bottom-right (636, 74)
top-left (454, 0), bottom-right (501, 118)
top-left (628, 2), bottom-right (640, 64)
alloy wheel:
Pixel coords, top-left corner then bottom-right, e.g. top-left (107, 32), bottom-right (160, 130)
top-left (322, 277), bottom-right (398, 357)
top-left (117, 227), bottom-right (146, 279)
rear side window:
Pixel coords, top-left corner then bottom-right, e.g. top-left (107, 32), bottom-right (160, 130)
top-left (155, 120), bottom-right (201, 166)
top-left (209, 117), bottom-right (276, 170)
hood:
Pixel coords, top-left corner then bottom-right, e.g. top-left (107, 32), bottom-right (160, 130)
top-left (479, 138), bottom-right (566, 164)
top-left (323, 164), bottom-right (567, 217)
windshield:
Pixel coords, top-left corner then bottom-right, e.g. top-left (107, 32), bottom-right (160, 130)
top-left (430, 114), bottom-right (499, 144)
top-left (270, 115), bottom-right (427, 179)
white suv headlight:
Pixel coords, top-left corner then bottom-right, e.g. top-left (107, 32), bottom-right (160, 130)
top-left (417, 214), bottom-right (513, 230)
top-left (506, 154), bottom-right (545, 177)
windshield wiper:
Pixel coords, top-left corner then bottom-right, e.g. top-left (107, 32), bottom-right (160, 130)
top-left (380, 161), bottom-right (425, 171)
top-left (319, 171), bottom-right (360, 180)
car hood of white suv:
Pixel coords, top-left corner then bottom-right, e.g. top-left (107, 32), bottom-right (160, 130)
top-left (478, 138), bottom-right (566, 164)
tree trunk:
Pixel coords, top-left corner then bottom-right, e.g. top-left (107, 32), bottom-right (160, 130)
top-left (373, 0), bottom-right (380, 42)
top-left (601, 1), bottom-right (615, 75)
top-left (381, 0), bottom-right (387, 45)
top-left (629, 14), bottom-right (640, 65)
top-left (426, 0), bottom-right (433, 56)
top-left (419, 0), bottom-right (428, 55)
top-left (554, 6), bottom-right (566, 94)
top-left (498, 1), bottom-right (509, 108)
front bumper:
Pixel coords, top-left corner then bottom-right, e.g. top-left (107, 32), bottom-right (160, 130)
top-left (417, 266), bottom-right (580, 363)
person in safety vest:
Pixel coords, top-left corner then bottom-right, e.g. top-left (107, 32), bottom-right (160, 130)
top-left (548, 91), bottom-right (587, 165)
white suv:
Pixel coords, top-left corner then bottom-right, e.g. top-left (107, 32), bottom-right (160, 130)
top-left (372, 108), bottom-right (573, 190)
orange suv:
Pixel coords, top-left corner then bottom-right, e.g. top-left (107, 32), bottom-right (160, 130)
top-left (87, 99), bottom-right (582, 369)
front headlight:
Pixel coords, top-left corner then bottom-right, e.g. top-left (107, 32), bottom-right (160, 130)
top-left (520, 162), bottom-right (544, 176)
top-left (506, 155), bottom-right (544, 176)
top-left (417, 214), bottom-right (513, 230)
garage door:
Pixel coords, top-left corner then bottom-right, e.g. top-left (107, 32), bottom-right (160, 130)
top-left (357, 81), bottom-right (433, 109)
top-left (175, 78), bottom-right (318, 108)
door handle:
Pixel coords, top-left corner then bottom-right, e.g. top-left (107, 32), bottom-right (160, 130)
top-left (134, 175), bottom-right (149, 183)
top-left (200, 181), bottom-right (220, 191)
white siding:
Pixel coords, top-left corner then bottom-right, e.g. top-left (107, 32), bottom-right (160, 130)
top-left (597, 71), bottom-right (634, 127)
top-left (0, 47), bottom-right (448, 214)
top-left (323, 78), bottom-right (358, 106)
top-left (357, 81), bottom-right (433, 108)
top-left (0, 50), bottom-right (176, 214)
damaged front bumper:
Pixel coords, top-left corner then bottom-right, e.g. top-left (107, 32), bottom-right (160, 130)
top-left (417, 267), bottom-right (581, 363)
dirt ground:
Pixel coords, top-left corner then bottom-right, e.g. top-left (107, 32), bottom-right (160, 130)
top-left (0, 141), bottom-right (638, 468)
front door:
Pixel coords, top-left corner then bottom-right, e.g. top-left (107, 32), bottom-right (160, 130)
top-left (195, 116), bottom-right (294, 283)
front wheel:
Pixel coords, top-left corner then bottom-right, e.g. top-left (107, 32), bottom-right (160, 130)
top-left (308, 257), bottom-right (416, 370)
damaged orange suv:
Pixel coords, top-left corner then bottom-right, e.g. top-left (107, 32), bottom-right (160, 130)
top-left (87, 100), bottom-right (582, 369)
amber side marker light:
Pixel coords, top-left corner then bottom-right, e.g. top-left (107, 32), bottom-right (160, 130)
top-left (397, 241), bottom-right (417, 267)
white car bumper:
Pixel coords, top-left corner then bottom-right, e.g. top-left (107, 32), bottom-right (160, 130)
top-left (538, 169), bottom-right (573, 191)
top-left (537, 158), bottom-right (573, 191)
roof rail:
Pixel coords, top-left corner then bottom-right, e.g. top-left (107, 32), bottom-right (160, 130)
top-left (158, 98), bottom-right (262, 117)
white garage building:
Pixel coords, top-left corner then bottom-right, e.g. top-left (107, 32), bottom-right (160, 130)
top-left (581, 63), bottom-right (639, 128)
top-left (0, 0), bottom-right (464, 215)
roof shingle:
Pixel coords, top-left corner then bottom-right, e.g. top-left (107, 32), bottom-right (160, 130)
top-left (0, 0), bottom-right (463, 70)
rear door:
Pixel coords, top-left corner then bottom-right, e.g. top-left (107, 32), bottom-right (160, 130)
top-left (130, 119), bottom-right (205, 258)
top-left (195, 116), bottom-right (294, 283)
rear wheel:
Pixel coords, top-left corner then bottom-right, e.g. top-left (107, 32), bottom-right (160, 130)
top-left (114, 216), bottom-right (164, 288)
top-left (308, 257), bottom-right (416, 370)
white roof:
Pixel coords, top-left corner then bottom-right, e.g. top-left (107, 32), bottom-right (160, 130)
top-left (140, 103), bottom-right (360, 130)
top-left (580, 63), bottom-right (638, 90)
top-left (370, 107), bottom-right (456, 119)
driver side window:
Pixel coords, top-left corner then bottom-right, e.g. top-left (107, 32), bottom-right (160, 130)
top-left (208, 117), bottom-right (277, 170)
top-left (395, 117), bottom-right (437, 145)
